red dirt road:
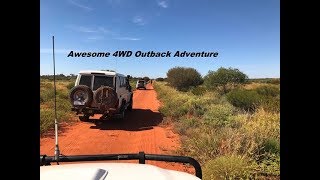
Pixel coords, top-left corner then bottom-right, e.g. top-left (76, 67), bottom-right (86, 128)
top-left (40, 84), bottom-right (194, 174)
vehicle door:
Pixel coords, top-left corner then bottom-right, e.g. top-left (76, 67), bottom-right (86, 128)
top-left (116, 76), bottom-right (126, 106)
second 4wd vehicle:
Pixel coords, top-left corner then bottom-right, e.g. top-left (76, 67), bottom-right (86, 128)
top-left (69, 70), bottom-right (133, 122)
top-left (136, 79), bottom-right (146, 90)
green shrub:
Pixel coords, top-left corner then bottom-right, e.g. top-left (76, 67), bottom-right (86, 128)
top-left (129, 79), bottom-right (137, 90)
top-left (143, 76), bottom-right (150, 82)
top-left (43, 97), bottom-right (71, 110)
top-left (175, 116), bottom-right (201, 135)
top-left (40, 109), bottom-right (70, 134)
top-left (57, 98), bottom-right (72, 110)
top-left (203, 155), bottom-right (257, 180)
top-left (166, 67), bottom-right (203, 91)
top-left (240, 109), bottom-right (280, 157)
top-left (40, 82), bottom-right (53, 89)
top-left (40, 109), bottom-right (55, 134)
top-left (181, 127), bottom-right (220, 162)
top-left (266, 79), bottom-right (280, 84)
top-left (66, 82), bottom-right (75, 90)
top-left (156, 82), bottom-right (213, 118)
top-left (263, 138), bottom-right (280, 154)
top-left (158, 94), bottom-right (189, 118)
top-left (256, 85), bottom-right (279, 97)
top-left (40, 110), bottom-right (72, 134)
top-left (190, 86), bottom-right (207, 96)
top-left (204, 67), bottom-right (248, 94)
top-left (257, 153), bottom-right (280, 177)
top-left (203, 104), bottom-right (234, 127)
top-left (155, 83), bottom-right (191, 118)
top-left (260, 96), bottom-right (280, 113)
top-left (40, 88), bottom-right (55, 103)
top-left (155, 77), bottom-right (165, 81)
top-left (40, 96), bottom-right (44, 103)
top-left (57, 90), bottom-right (69, 99)
top-left (185, 97), bottom-right (212, 117)
top-left (249, 78), bottom-right (280, 85)
top-left (40, 79), bottom-right (73, 134)
top-left (226, 89), bottom-right (261, 111)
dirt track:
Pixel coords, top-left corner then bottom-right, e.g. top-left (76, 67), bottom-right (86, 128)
top-left (40, 83), bottom-right (194, 174)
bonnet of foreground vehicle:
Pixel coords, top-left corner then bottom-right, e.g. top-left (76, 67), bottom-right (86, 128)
top-left (40, 163), bottom-right (200, 180)
top-left (40, 152), bottom-right (202, 180)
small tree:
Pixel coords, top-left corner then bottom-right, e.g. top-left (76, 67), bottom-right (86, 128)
top-left (143, 76), bottom-right (150, 82)
top-left (156, 77), bottom-right (165, 81)
top-left (166, 67), bottom-right (202, 91)
top-left (204, 67), bottom-right (248, 93)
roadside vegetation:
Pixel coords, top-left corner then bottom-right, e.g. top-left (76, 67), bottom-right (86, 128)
top-left (40, 76), bottom-right (76, 135)
top-left (154, 67), bottom-right (280, 180)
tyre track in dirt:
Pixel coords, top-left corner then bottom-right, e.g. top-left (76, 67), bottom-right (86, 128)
top-left (40, 83), bottom-right (194, 174)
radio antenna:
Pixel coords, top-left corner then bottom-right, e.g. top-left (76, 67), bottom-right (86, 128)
top-left (52, 36), bottom-right (60, 164)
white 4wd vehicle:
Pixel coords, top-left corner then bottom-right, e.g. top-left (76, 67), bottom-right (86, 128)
top-left (69, 70), bottom-right (133, 121)
top-left (136, 79), bottom-right (147, 90)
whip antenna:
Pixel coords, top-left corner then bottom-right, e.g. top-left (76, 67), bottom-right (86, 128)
top-left (52, 36), bottom-right (60, 164)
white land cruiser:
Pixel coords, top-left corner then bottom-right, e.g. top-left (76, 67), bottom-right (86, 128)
top-left (69, 70), bottom-right (133, 121)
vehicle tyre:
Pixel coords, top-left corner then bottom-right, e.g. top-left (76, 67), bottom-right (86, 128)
top-left (127, 98), bottom-right (133, 111)
top-left (115, 102), bottom-right (127, 121)
top-left (69, 85), bottom-right (93, 107)
top-left (118, 108), bottom-right (126, 121)
top-left (94, 86), bottom-right (118, 109)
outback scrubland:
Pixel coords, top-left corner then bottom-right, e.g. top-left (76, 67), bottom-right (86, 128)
top-left (154, 67), bottom-right (280, 180)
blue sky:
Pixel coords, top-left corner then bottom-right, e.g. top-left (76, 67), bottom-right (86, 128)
top-left (40, 0), bottom-right (279, 79)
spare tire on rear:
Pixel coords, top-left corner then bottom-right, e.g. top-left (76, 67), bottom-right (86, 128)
top-left (69, 85), bottom-right (93, 106)
top-left (94, 86), bottom-right (118, 110)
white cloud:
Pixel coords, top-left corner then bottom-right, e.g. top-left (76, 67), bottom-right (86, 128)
top-left (157, 0), bottom-right (168, 8)
top-left (87, 36), bottom-right (104, 40)
top-left (68, 0), bottom-right (93, 11)
top-left (98, 27), bottom-right (111, 34)
top-left (65, 25), bottom-right (140, 41)
top-left (114, 37), bottom-right (140, 41)
top-left (78, 26), bottom-right (98, 33)
top-left (66, 25), bottom-right (112, 34)
top-left (132, 16), bottom-right (146, 25)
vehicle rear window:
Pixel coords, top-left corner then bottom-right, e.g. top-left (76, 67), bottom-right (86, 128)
top-left (93, 76), bottom-right (114, 90)
top-left (79, 75), bottom-right (92, 87)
